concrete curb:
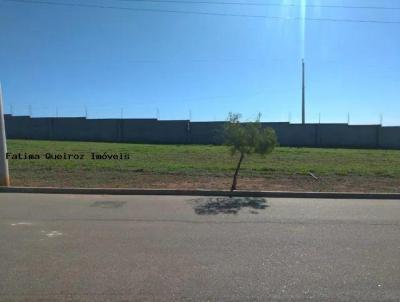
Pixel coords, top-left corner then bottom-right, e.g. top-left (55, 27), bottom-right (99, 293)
top-left (0, 186), bottom-right (400, 199)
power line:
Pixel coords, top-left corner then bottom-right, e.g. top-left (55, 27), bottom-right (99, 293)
top-left (110, 0), bottom-right (400, 11)
top-left (3, 0), bottom-right (400, 24)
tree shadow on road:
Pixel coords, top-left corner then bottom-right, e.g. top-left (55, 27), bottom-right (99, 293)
top-left (191, 197), bottom-right (269, 215)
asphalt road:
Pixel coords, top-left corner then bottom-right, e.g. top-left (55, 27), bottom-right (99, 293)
top-left (0, 193), bottom-right (400, 301)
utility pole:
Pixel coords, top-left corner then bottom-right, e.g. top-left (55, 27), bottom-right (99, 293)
top-left (28, 104), bottom-right (32, 116)
top-left (347, 112), bottom-right (350, 124)
top-left (319, 112), bottom-right (321, 124)
top-left (301, 59), bottom-right (305, 124)
top-left (0, 84), bottom-right (10, 186)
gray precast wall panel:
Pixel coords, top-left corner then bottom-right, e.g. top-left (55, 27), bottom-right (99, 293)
top-left (52, 117), bottom-right (88, 141)
top-left (318, 124), bottom-right (351, 147)
top-left (4, 116), bottom-right (31, 139)
top-left (346, 125), bottom-right (379, 148)
top-left (28, 117), bottom-right (53, 140)
top-left (288, 124), bottom-right (317, 147)
top-left (122, 119), bottom-right (159, 143)
top-left (155, 120), bottom-right (189, 144)
top-left (318, 124), bottom-right (378, 148)
top-left (85, 119), bottom-right (120, 142)
top-left (262, 123), bottom-right (290, 146)
top-left (379, 127), bottom-right (400, 149)
top-left (190, 122), bottom-right (225, 144)
top-left (4, 114), bottom-right (16, 138)
top-left (122, 119), bottom-right (189, 143)
top-left (263, 123), bottom-right (316, 147)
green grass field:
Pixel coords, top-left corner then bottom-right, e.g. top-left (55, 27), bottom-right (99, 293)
top-left (6, 139), bottom-right (400, 192)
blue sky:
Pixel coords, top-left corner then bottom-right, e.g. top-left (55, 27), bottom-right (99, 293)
top-left (1, 0), bottom-right (399, 124)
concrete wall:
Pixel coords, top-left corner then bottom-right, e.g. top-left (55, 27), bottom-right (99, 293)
top-left (121, 119), bottom-right (189, 144)
top-left (264, 123), bottom-right (317, 147)
top-left (4, 115), bottom-right (400, 149)
top-left (4, 115), bottom-right (31, 139)
top-left (379, 127), bottom-right (400, 149)
top-left (189, 122), bottom-right (225, 144)
top-left (316, 124), bottom-right (379, 148)
top-left (52, 118), bottom-right (89, 141)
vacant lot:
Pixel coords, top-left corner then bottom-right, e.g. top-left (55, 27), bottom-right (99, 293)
top-left (7, 139), bottom-right (400, 192)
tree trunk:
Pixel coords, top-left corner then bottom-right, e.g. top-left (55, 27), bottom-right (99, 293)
top-left (231, 153), bottom-right (244, 192)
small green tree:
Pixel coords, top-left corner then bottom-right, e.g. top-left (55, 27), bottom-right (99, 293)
top-left (224, 113), bottom-right (277, 191)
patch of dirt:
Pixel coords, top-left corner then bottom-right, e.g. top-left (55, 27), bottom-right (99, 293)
top-left (9, 169), bottom-right (400, 193)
